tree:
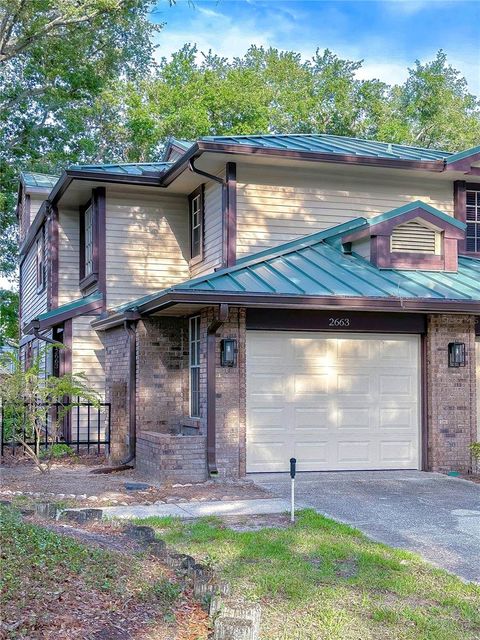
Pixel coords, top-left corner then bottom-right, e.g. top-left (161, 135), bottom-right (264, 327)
top-left (381, 51), bottom-right (480, 150)
top-left (0, 289), bottom-right (18, 345)
top-left (0, 347), bottom-right (100, 472)
top-left (0, 0), bottom-right (160, 277)
top-left (117, 45), bottom-right (479, 163)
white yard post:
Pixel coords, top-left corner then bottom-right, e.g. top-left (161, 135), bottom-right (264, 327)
top-left (290, 457), bottom-right (296, 523)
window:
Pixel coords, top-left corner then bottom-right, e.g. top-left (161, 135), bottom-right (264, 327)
top-left (36, 232), bottom-right (45, 292)
top-left (189, 186), bottom-right (204, 260)
top-left (84, 204), bottom-right (94, 276)
top-left (189, 316), bottom-right (201, 417)
top-left (466, 190), bottom-right (480, 252)
top-left (79, 197), bottom-right (97, 288)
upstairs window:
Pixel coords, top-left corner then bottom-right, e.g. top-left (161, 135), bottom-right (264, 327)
top-left (79, 197), bottom-right (98, 289)
top-left (36, 232), bottom-right (45, 292)
top-left (189, 186), bottom-right (204, 261)
top-left (189, 316), bottom-right (201, 418)
top-left (466, 190), bottom-right (480, 252)
top-left (84, 204), bottom-right (94, 276)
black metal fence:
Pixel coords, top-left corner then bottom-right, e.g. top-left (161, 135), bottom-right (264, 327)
top-left (1, 400), bottom-right (111, 456)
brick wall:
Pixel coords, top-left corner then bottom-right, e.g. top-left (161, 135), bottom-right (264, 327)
top-left (136, 431), bottom-right (207, 483)
top-left (136, 317), bottom-right (189, 433)
top-left (426, 314), bottom-right (476, 473)
top-left (102, 325), bottom-right (130, 462)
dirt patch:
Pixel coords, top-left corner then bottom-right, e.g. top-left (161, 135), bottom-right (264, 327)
top-left (1, 506), bottom-right (210, 640)
top-left (0, 457), bottom-right (271, 507)
top-left (459, 473), bottom-right (480, 484)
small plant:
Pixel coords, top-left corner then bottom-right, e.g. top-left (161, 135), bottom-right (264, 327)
top-left (39, 443), bottom-right (75, 459)
top-left (470, 442), bottom-right (480, 472)
top-left (0, 347), bottom-right (99, 473)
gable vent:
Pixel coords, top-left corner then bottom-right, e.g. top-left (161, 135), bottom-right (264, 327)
top-left (391, 221), bottom-right (437, 254)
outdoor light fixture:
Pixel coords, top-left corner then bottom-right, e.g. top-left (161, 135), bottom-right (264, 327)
top-left (220, 338), bottom-right (237, 367)
top-left (448, 342), bottom-right (466, 368)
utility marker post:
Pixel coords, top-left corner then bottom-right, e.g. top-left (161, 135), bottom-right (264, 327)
top-left (290, 457), bottom-right (296, 523)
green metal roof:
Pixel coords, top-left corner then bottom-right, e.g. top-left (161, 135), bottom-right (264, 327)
top-left (199, 134), bottom-right (452, 162)
top-left (365, 200), bottom-right (466, 231)
top-left (68, 162), bottom-right (173, 176)
top-left (37, 292), bottom-right (102, 322)
top-left (445, 144), bottom-right (480, 164)
top-left (21, 172), bottom-right (59, 189)
top-left (117, 207), bottom-right (480, 312)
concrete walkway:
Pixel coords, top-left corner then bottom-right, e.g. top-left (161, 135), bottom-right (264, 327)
top-left (250, 470), bottom-right (480, 583)
top-left (100, 497), bottom-right (292, 520)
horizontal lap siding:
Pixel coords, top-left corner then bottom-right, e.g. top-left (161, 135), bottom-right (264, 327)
top-left (236, 164), bottom-right (453, 257)
top-left (105, 189), bottom-right (189, 308)
top-left (191, 181), bottom-right (223, 276)
top-left (20, 225), bottom-right (47, 327)
top-left (29, 195), bottom-right (45, 225)
top-left (71, 316), bottom-right (106, 440)
top-left (58, 207), bottom-right (81, 305)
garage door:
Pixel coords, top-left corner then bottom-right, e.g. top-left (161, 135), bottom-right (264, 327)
top-left (246, 332), bottom-right (420, 472)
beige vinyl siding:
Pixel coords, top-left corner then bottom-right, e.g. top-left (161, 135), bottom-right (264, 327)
top-left (20, 225), bottom-right (48, 327)
top-left (236, 164), bottom-right (454, 257)
top-left (58, 207), bottom-right (81, 305)
top-left (71, 316), bottom-right (106, 441)
top-left (72, 316), bottom-right (105, 396)
top-left (105, 188), bottom-right (190, 308)
top-left (191, 181), bottom-right (223, 276)
top-left (29, 195), bottom-right (46, 224)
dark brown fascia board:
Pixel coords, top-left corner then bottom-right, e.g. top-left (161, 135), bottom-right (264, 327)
top-left (24, 298), bottom-right (104, 334)
top-left (91, 290), bottom-right (480, 330)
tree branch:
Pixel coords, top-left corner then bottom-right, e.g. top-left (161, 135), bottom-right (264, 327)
top-left (0, 0), bottom-right (126, 64)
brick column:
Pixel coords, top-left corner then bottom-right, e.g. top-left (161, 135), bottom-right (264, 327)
top-left (201, 306), bottom-right (247, 478)
top-left (102, 325), bottom-right (130, 463)
top-left (426, 314), bottom-right (476, 473)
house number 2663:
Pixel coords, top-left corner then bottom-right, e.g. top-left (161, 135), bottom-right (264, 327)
top-left (328, 317), bottom-right (350, 327)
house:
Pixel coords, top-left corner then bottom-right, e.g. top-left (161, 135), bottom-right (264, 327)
top-left (17, 134), bottom-right (480, 481)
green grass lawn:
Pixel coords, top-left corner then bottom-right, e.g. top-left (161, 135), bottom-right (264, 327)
top-left (135, 509), bottom-right (480, 640)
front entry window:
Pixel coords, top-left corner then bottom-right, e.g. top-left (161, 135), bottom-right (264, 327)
top-left (189, 316), bottom-right (201, 417)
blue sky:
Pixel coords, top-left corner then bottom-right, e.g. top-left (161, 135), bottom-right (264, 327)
top-left (150, 0), bottom-right (480, 95)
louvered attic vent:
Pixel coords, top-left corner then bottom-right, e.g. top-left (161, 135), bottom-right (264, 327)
top-left (391, 220), bottom-right (437, 254)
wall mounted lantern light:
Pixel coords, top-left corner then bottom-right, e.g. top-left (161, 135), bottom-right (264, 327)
top-left (448, 342), bottom-right (466, 368)
top-left (220, 338), bottom-right (237, 367)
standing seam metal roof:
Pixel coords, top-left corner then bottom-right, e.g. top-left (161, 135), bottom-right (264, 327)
top-left (199, 134), bottom-right (452, 161)
top-left (68, 162), bottom-right (174, 176)
top-left (21, 172), bottom-right (60, 189)
top-left (115, 212), bottom-right (480, 314)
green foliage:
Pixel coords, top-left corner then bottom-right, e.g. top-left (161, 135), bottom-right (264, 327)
top-left (0, 0), bottom-right (160, 277)
top-left (0, 346), bottom-right (100, 471)
top-left (39, 443), bottom-right (75, 459)
top-left (470, 442), bottom-right (480, 461)
top-left (119, 45), bottom-right (480, 162)
top-left (0, 289), bottom-right (18, 345)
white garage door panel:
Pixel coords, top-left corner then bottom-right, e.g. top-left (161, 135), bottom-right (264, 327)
top-left (247, 332), bottom-right (420, 472)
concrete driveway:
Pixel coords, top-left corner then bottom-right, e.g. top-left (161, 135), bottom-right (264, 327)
top-left (250, 470), bottom-right (480, 582)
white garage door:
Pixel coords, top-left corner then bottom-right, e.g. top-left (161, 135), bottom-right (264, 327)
top-left (246, 332), bottom-right (420, 472)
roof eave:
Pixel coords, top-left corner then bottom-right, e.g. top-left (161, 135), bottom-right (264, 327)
top-left (91, 290), bottom-right (480, 330)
